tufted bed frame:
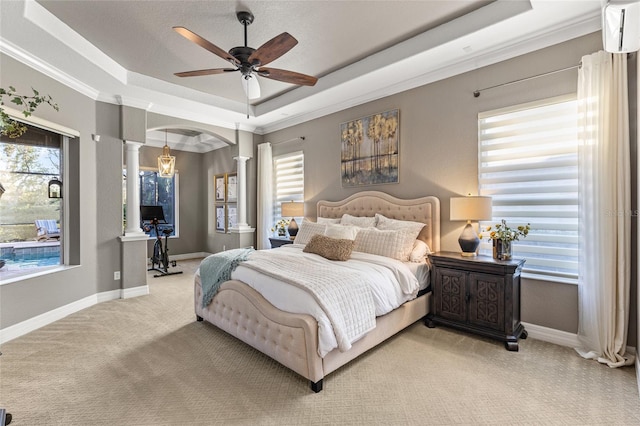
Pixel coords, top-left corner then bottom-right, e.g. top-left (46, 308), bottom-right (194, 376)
top-left (194, 191), bottom-right (440, 392)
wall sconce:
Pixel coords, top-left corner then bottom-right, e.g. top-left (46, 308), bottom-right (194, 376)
top-left (281, 201), bottom-right (304, 239)
top-left (158, 130), bottom-right (175, 178)
top-left (450, 195), bottom-right (492, 256)
top-left (48, 178), bottom-right (62, 199)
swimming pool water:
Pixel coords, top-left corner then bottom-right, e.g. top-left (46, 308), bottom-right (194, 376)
top-left (1, 255), bottom-right (61, 271)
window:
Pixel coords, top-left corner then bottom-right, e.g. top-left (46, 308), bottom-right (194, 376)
top-left (478, 95), bottom-right (579, 282)
top-left (273, 151), bottom-right (304, 220)
top-left (0, 125), bottom-right (63, 272)
top-left (123, 168), bottom-right (178, 238)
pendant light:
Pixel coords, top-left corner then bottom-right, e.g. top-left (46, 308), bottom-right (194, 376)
top-left (158, 129), bottom-right (175, 178)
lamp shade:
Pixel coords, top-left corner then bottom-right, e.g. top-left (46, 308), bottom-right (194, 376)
top-left (450, 196), bottom-right (492, 221)
top-left (281, 201), bottom-right (304, 218)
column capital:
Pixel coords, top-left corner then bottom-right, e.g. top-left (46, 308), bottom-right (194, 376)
top-left (233, 155), bottom-right (251, 163)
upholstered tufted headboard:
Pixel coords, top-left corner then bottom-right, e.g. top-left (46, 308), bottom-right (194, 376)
top-left (316, 191), bottom-right (440, 252)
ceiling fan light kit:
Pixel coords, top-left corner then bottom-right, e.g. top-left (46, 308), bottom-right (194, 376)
top-left (174, 10), bottom-right (318, 104)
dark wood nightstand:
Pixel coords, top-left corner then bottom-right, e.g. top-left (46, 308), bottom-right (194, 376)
top-left (426, 251), bottom-right (527, 351)
top-left (269, 237), bottom-right (294, 248)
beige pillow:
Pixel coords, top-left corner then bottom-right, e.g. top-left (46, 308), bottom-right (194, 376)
top-left (324, 224), bottom-right (359, 240)
top-left (303, 234), bottom-right (355, 261)
top-left (294, 220), bottom-right (327, 245)
top-left (340, 213), bottom-right (377, 228)
top-left (353, 227), bottom-right (417, 261)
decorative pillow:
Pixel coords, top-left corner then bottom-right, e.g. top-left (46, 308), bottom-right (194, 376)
top-left (317, 217), bottom-right (341, 224)
top-left (410, 240), bottom-right (431, 263)
top-left (294, 220), bottom-right (327, 245)
top-left (324, 224), bottom-right (359, 240)
top-left (340, 213), bottom-right (377, 228)
top-left (303, 234), bottom-right (355, 261)
top-left (353, 227), bottom-right (417, 261)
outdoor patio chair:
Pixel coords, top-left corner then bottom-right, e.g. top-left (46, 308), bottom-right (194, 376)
top-left (35, 219), bottom-right (60, 241)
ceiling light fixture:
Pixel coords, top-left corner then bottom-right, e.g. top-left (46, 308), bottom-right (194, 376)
top-left (158, 130), bottom-right (175, 178)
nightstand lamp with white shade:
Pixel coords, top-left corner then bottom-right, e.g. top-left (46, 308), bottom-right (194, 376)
top-left (281, 201), bottom-right (304, 239)
top-left (450, 196), bottom-right (492, 256)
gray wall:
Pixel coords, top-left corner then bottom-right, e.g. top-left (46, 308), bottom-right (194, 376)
top-left (263, 31), bottom-right (637, 342)
top-left (1, 54), bottom-right (101, 327)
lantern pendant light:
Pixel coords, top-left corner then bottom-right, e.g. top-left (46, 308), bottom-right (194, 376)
top-left (158, 130), bottom-right (175, 178)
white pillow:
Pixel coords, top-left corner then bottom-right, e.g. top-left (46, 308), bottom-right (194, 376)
top-left (375, 213), bottom-right (425, 235)
top-left (324, 224), bottom-right (359, 240)
top-left (410, 240), bottom-right (431, 263)
top-left (353, 227), bottom-right (417, 261)
top-left (340, 213), bottom-right (377, 228)
top-left (294, 220), bottom-right (327, 245)
top-left (317, 217), bottom-right (341, 224)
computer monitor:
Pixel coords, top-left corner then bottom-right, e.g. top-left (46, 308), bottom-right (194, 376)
top-left (140, 205), bottom-right (166, 223)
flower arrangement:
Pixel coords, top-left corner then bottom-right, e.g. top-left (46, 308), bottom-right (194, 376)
top-left (271, 218), bottom-right (290, 235)
top-left (484, 219), bottom-right (530, 242)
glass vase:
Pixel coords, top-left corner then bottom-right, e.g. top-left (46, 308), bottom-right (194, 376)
top-left (493, 239), bottom-right (512, 261)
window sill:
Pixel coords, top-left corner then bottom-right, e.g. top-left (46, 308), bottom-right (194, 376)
top-left (0, 264), bottom-right (80, 285)
top-left (522, 271), bottom-right (578, 285)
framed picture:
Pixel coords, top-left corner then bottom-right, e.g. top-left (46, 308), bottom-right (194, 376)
top-left (340, 108), bottom-right (399, 187)
top-left (214, 174), bottom-right (226, 202)
top-left (226, 204), bottom-right (237, 230)
top-left (215, 204), bottom-right (226, 232)
top-left (226, 172), bottom-right (238, 202)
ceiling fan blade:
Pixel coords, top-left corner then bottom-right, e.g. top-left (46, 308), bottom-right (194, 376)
top-left (248, 32), bottom-right (298, 66)
top-left (173, 26), bottom-right (240, 65)
top-left (258, 67), bottom-right (318, 86)
top-left (241, 74), bottom-right (261, 100)
top-left (174, 68), bottom-right (238, 77)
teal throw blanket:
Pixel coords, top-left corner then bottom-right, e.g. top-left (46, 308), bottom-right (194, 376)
top-left (200, 247), bottom-right (255, 308)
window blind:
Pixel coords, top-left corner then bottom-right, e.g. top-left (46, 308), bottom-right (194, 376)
top-left (478, 95), bottom-right (579, 282)
top-left (273, 151), bottom-right (304, 219)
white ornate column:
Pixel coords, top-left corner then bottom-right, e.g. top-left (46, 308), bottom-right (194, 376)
top-left (229, 155), bottom-right (255, 234)
top-left (124, 141), bottom-right (145, 236)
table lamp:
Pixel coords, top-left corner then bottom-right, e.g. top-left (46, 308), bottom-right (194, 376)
top-left (450, 196), bottom-right (492, 256)
top-left (281, 201), bottom-right (304, 239)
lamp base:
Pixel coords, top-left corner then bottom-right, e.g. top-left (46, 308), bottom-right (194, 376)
top-left (458, 221), bottom-right (480, 257)
top-left (460, 251), bottom-right (478, 257)
top-left (287, 218), bottom-right (299, 239)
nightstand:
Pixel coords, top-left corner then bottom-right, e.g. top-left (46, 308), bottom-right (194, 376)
top-left (426, 251), bottom-right (527, 351)
top-left (269, 237), bottom-right (294, 248)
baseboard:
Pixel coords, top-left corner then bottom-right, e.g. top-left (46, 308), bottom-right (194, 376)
top-left (0, 285), bottom-right (148, 345)
top-left (0, 292), bottom-right (98, 344)
top-left (636, 350), bottom-right (639, 397)
top-left (122, 285), bottom-right (149, 299)
top-left (521, 322), bottom-right (580, 348)
top-left (171, 252), bottom-right (211, 261)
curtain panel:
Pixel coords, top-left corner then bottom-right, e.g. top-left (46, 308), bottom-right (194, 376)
top-left (575, 51), bottom-right (634, 368)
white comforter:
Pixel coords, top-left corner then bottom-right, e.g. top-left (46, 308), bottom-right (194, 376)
top-left (230, 244), bottom-right (422, 357)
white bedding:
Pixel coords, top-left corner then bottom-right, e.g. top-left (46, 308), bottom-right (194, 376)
top-left (223, 244), bottom-right (428, 357)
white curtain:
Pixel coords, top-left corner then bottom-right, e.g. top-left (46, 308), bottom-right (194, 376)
top-left (256, 143), bottom-right (273, 250)
top-left (575, 51), bottom-right (634, 368)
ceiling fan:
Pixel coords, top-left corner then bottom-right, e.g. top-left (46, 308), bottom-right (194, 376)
top-left (173, 11), bottom-right (318, 101)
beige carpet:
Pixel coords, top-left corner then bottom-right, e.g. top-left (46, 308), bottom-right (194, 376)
top-left (0, 258), bottom-right (638, 425)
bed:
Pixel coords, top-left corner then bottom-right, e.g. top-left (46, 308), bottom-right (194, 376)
top-left (194, 191), bottom-right (440, 392)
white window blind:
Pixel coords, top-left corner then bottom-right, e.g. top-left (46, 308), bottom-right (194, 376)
top-left (274, 151), bottom-right (304, 219)
top-left (478, 95), bottom-right (579, 282)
